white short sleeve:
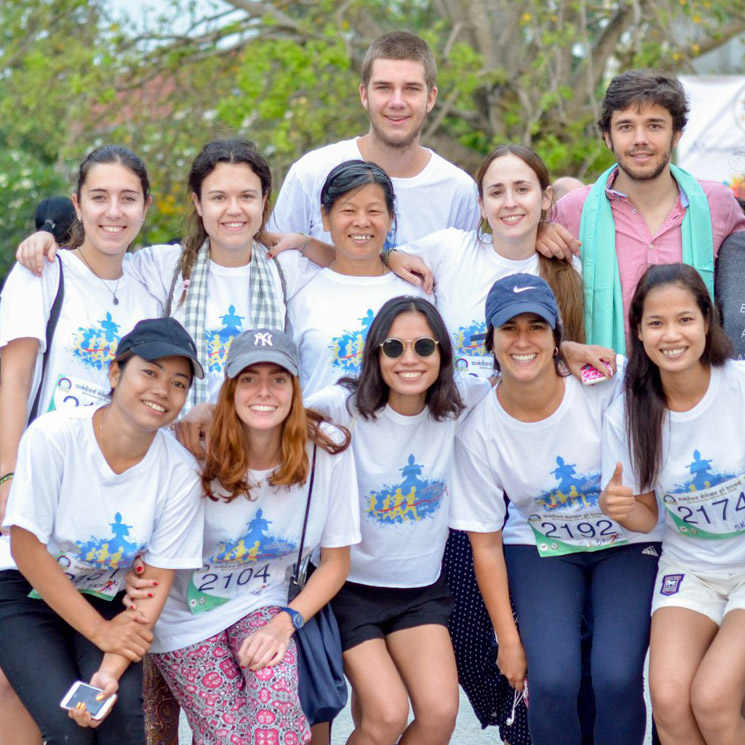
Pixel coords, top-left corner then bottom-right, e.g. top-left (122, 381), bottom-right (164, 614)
top-left (450, 408), bottom-right (507, 532)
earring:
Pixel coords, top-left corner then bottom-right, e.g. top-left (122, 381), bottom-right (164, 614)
top-left (553, 346), bottom-right (559, 357)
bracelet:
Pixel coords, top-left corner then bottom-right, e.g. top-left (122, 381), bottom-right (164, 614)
top-left (300, 234), bottom-right (309, 254)
top-left (0, 473), bottom-right (14, 486)
top-left (381, 246), bottom-right (399, 267)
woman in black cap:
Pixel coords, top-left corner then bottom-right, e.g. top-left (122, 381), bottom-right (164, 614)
top-left (0, 317), bottom-right (206, 744)
top-left (451, 274), bottom-right (660, 745)
top-left (0, 145), bottom-right (162, 745)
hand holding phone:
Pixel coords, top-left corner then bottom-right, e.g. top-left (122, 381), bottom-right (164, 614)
top-left (60, 681), bottom-right (117, 724)
top-left (580, 361), bottom-right (613, 385)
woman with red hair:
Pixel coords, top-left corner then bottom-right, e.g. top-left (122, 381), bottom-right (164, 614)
top-left (143, 328), bottom-right (359, 744)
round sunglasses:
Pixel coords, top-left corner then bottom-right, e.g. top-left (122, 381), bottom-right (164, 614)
top-left (379, 337), bottom-right (439, 359)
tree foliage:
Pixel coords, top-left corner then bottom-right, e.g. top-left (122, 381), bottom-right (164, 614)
top-left (1, 0), bottom-right (744, 275)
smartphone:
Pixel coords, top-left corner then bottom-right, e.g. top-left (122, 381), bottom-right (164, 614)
top-left (580, 361), bottom-right (613, 385)
top-left (60, 681), bottom-right (117, 720)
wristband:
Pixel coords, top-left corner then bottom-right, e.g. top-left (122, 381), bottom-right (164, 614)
top-left (300, 234), bottom-right (309, 255)
top-left (381, 246), bottom-right (399, 266)
top-left (0, 473), bottom-right (14, 486)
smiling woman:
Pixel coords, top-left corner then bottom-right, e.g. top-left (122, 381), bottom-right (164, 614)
top-left (144, 327), bottom-right (360, 745)
top-left (452, 273), bottom-right (659, 745)
top-left (0, 317), bottom-right (205, 745)
top-left (273, 160), bottom-right (430, 396)
top-left (306, 296), bottom-right (490, 745)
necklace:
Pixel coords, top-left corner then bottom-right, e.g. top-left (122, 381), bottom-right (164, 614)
top-left (250, 447), bottom-right (282, 487)
top-left (77, 249), bottom-right (122, 305)
top-left (97, 405), bottom-right (109, 456)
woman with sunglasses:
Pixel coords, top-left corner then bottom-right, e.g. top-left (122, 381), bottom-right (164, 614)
top-left (307, 296), bottom-right (490, 745)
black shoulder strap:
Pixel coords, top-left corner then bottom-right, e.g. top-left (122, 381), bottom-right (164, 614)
top-left (164, 260), bottom-right (182, 318)
top-left (292, 444), bottom-right (318, 585)
top-left (29, 255), bottom-right (65, 422)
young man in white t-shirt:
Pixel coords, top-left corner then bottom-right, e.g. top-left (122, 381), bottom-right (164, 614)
top-left (268, 31), bottom-right (480, 247)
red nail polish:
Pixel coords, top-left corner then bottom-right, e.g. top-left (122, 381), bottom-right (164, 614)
top-left (147, 592), bottom-right (153, 598)
top-left (136, 566), bottom-right (143, 573)
top-left (152, 581), bottom-right (158, 587)
top-left (130, 604), bottom-right (136, 610)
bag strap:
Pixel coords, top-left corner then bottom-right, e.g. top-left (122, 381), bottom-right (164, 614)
top-left (292, 444), bottom-right (318, 586)
top-left (29, 255), bottom-right (65, 422)
top-left (164, 260), bottom-right (182, 318)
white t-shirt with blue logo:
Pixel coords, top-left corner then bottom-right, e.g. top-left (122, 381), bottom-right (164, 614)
top-left (151, 427), bottom-right (360, 653)
top-left (451, 370), bottom-right (648, 557)
top-left (277, 250), bottom-right (428, 397)
top-left (0, 250), bottom-right (161, 422)
top-left (126, 243), bottom-right (287, 404)
top-left (602, 361), bottom-right (745, 572)
top-left (307, 377), bottom-right (490, 586)
top-left (398, 228), bottom-right (582, 378)
top-left (3, 407), bottom-right (204, 593)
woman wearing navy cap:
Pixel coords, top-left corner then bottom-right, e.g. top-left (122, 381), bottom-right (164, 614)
top-left (451, 274), bottom-right (660, 745)
top-left (0, 317), bottom-right (206, 744)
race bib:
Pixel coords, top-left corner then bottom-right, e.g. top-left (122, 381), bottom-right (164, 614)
top-left (47, 373), bottom-right (109, 413)
top-left (187, 561), bottom-right (273, 614)
top-left (663, 473), bottom-right (745, 540)
top-left (30, 552), bottom-right (126, 601)
top-left (453, 354), bottom-right (493, 379)
top-left (528, 512), bottom-right (626, 557)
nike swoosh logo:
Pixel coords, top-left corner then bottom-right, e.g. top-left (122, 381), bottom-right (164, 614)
top-left (513, 286), bottom-right (536, 293)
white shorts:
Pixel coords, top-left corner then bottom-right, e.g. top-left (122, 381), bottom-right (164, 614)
top-left (651, 555), bottom-right (745, 625)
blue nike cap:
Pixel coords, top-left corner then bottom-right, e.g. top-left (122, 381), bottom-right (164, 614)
top-left (485, 273), bottom-right (559, 329)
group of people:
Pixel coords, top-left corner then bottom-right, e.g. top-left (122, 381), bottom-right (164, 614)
top-left (1, 27), bottom-right (744, 745)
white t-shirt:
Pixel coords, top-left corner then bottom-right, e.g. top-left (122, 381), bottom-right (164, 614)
top-left (602, 362), bottom-right (745, 571)
top-left (398, 228), bottom-right (583, 378)
top-left (277, 251), bottom-right (428, 396)
top-left (3, 407), bottom-right (204, 594)
top-left (451, 370), bottom-right (644, 557)
top-left (126, 243), bottom-right (287, 403)
top-left (306, 379), bottom-right (490, 587)
top-left (151, 427), bottom-right (361, 653)
top-left (268, 138), bottom-right (480, 248)
top-left (0, 250), bottom-right (161, 421)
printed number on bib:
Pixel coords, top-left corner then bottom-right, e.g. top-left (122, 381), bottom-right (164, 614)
top-left (663, 473), bottom-right (745, 540)
top-left (30, 553), bottom-right (124, 601)
top-left (188, 562), bottom-right (272, 614)
top-left (529, 513), bottom-right (626, 557)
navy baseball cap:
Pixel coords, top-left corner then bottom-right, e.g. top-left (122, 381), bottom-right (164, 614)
top-left (225, 328), bottom-right (299, 378)
top-left (485, 273), bottom-right (559, 329)
top-left (116, 317), bottom-right (204, 379)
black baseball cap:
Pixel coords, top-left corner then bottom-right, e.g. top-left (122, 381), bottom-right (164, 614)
top-left (485, 273), bottom-right (559, 329)
top-left (116, 318), bottom-right (204, 379)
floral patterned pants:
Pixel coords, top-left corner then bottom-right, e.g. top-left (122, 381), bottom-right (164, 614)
top-left (151, 606), bottom-right (310, 745)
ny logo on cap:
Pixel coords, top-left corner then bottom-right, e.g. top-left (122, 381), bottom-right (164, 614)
top-left (254, 332), bottom-right (273, 347)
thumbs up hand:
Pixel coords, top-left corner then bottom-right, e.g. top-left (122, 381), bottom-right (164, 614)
top-left (599, 462), bottom-right (637, 522)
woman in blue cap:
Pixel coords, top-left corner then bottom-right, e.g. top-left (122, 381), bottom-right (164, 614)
top-left (451, 274), bottom-right (660, 745)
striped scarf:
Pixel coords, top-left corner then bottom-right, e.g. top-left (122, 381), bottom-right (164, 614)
top-left (168, 239), bottom-right (285, 408)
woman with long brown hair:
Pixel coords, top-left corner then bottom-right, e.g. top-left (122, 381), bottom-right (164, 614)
top-left (143, 328), bottom-right (359, 744)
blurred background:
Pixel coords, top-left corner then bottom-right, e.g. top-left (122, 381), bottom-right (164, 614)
top-left (1, 0), bottom-right (744, 277)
